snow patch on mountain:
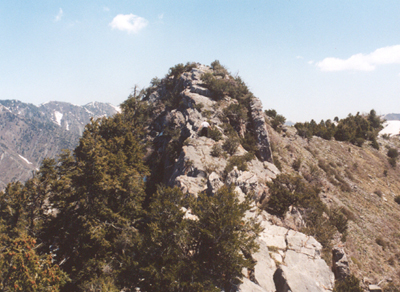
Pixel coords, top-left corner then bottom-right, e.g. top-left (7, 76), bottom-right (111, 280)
top-left (110, 104), bottom-right (121, 113)
top-left (54, 111), bottom-right (63, 126)
top-left (379, 120), bottom-right (400, 137)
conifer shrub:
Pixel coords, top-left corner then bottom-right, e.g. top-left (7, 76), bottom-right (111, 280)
top-left (208, 127), bottom-right (223, 141)
top-left (193, 102), bottom-right (204, 112)
top-left (376, 237), bottom-right (387, 249)
top-left (295, 110), bottom-right (383, 146)
top-left (292, 158), bottom-right (302, 172)
top-left (224, 155), bottom-right (250, 175)
top-left (222, 136), bottom-right (240, 155)
top-left (264, 174), bottom-right (322, 217)
top-left (329, 207), bottom-right (348, 234)
top-left (168, 62), bottom-right (196, 79)
top-left (370, 137), bottom-right (379, 150)
top-left (265, 109), bottom-right (286, 133)
top-left (211, 60), bottom-right (229, 77)
top-left (240, 131), bottom-right (258, 154)
top-left (389, 157), bottom-right (397, 167)
top-left (272, 155), bottom-right (282, 171)
top-left (211, 143), bottom-right (224, 157)
top-left (387, 147), bottom-right (398, 166)
top-left (201, 62), bottom-right (251, 104)
top-left (265, 109), bottom-right (277, 118)
top-left (333, 274), bottom-right (363, 292)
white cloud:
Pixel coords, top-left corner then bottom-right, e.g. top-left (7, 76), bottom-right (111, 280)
top-left (308, 60), bottom-right (314, 65)
top-left (103, 7), bottom-right (110, 12)
top-left (54, 8), bottom-right (63, 22)
top-left (317, 45), bottom-right (400, 72)
top-left (158, 13), bottom-right (164, 20)
top-left (109, 14), bottom-right (148, 34)
top-left (296, 55), bottom-right (304, 59)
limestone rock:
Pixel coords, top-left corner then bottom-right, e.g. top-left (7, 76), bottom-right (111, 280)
top-left (369, 285), bottom-right (382, 292)
top-left (252, 239), bottom-right (277, 292)
top-left (226, 167), bottom-right (264, 200)
top-left (237, 277), bottom-right (268, 292)
top-left (207, 172), bottom-right (224, 195)
top-left (332, 246), bottom-right (350, 281)
top-left (250, 97), bottom-right (273, 163)
top-left (277, 250), bottom-right (334, 292)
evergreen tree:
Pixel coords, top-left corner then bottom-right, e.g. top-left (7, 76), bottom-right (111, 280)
top-left (190, 186), bottom-right (261, 291)
top-left (42, 114), bottom-right (149, 291)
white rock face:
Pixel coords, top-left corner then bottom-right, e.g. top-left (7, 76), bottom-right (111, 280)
top-left (241, 210), bottom-right (334, 292)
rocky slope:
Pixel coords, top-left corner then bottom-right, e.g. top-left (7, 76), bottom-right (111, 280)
top-left (269, 124), bottom-right (400, 291)
top-left (0, 100), bottom-right (119, 189)
top-left (141, 63), bottom-right (336, 291)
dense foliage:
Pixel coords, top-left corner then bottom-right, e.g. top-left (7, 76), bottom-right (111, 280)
top-left (294, 110), bottom-right (383, 148)
top-left (263, 174), bottom-right (349, 252)
top-left (0, 90), bottom-right (260, 291)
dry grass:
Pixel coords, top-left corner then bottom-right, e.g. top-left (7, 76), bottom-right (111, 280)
top-left (267, 125), bottom-right (400, 287)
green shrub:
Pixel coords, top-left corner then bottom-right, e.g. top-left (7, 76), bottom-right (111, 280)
top-left (376, 236), bottom-right (386, 249)
top-left (292, 158), bottom-right (302, 172)
top-left (333, 274), bottom-right (362, 292)
top-left (329, 207), bottom-right (348, 234)
top-left (273, 155), bottom-right (282, 171)
top-left (208, 127), bottom-right (223, 141)
top-left (222, 136), bottom-right (240, 155)
top-left (370, 137), bottom-right (379, 150)
top-left (353, 137), bottom-right (365, 147)
top-left (240, 131), bottom-right (258, 154)
top-left (224, 155), bottom-right (249, 175)
top-left (265, 109), bottom-right (277, 118)
top-left (168, 62), bottom-right (196, 79)
top-left (387, 148), bottom-right (398, 166)
top-left (265, 174), bottom-right (322, 217)
top-left (271, 114), bottom-right (286, 133)
top-left (193, 102), bottom-right (204, 112)
top-left (211, 60), bottom-right (229, 77)
top-left (388, 148), bottom-right (399, 158)
top-left (389, 157), bottom-right (397, 167)
top-left (211, 143), bottom-right (224, 158)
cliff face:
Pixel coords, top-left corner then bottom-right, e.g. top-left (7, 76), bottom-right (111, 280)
top-left (0, 100), bottom-right (119, 189)
top-left (141, 64), bottom-right (335, 292)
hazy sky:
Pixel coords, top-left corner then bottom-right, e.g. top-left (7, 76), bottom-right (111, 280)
top-left (1, 1), bottom-right (400, 122)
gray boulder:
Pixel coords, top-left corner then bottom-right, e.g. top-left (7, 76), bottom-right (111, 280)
top-left (250, 98), bottom-right (273, 163)
top-left (332, 246), bottom-right (350, 281)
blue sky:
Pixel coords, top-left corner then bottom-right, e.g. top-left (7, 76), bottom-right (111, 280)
top-left (1, 1), bottom-right (400, 122)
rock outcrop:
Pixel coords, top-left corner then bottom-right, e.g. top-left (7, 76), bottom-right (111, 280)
top-left (143, 63), bottom-right (335, 292)
top-left (332, 246), bottom-right (350, 281)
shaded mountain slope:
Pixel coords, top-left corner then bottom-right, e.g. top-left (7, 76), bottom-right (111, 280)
top-left (0, 100), bottom-right (119, 189)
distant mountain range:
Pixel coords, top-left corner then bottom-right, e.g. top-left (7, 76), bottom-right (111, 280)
top-left (0, 100), bottom-right (119, 189)
top-left (383, 113), bottom-right (400, 121)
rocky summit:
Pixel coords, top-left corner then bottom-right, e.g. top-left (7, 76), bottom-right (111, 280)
top-left (2, 62), bottom-right (400, 291)
top-left (140, 63), bottom-right (335, 291)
